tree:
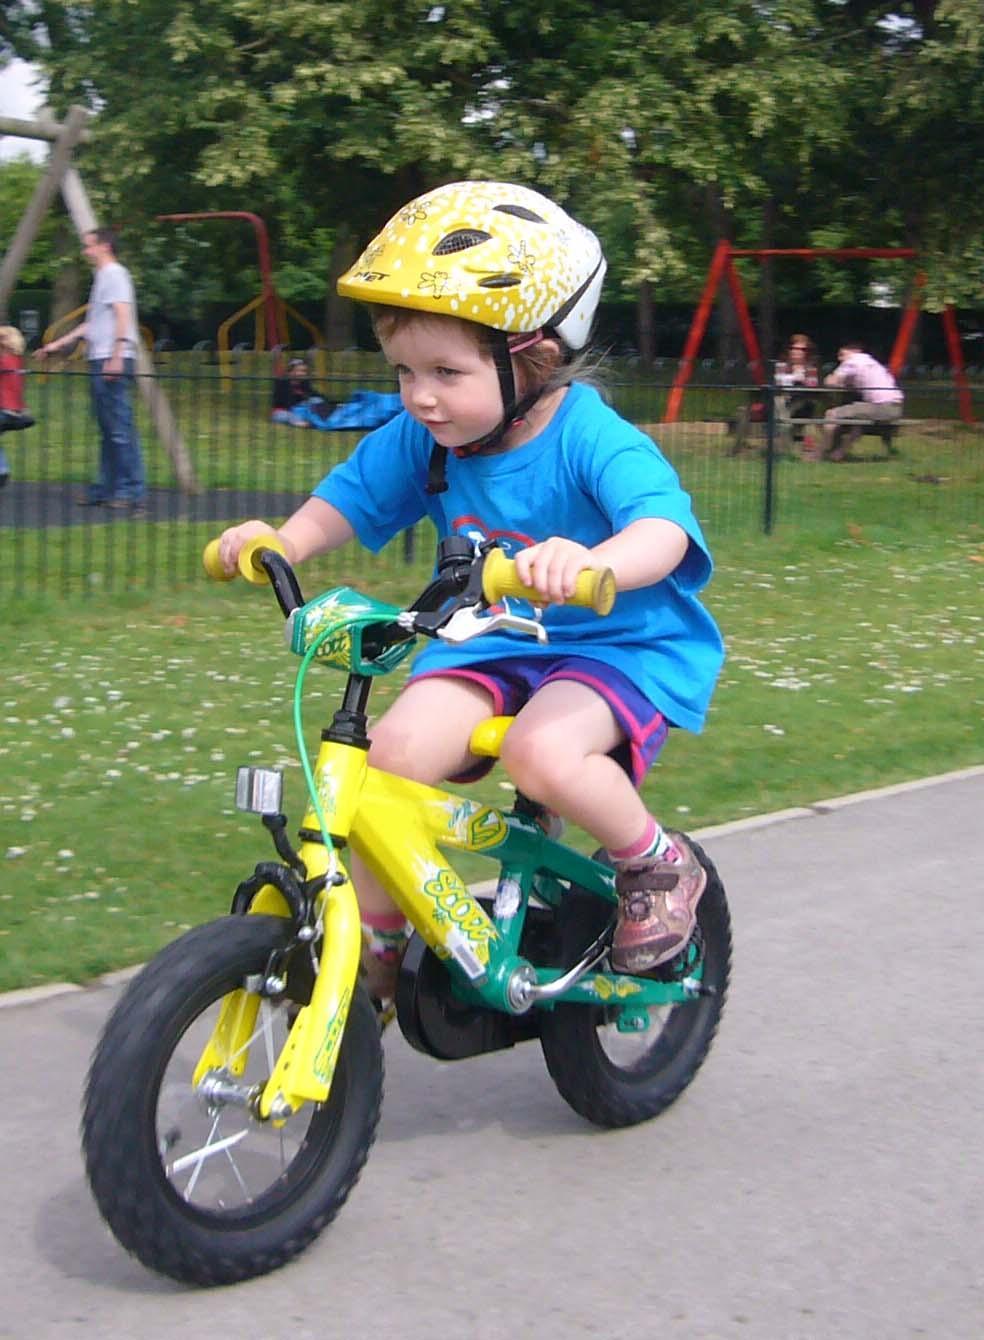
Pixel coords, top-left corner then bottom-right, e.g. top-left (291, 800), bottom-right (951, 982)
top-left (0, 157), bottom-right (68, 287)
top-left (3, 0), bottom-right (980, 353)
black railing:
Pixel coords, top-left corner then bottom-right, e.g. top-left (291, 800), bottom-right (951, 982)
top-left (1, 358), bottom-right (980, 595)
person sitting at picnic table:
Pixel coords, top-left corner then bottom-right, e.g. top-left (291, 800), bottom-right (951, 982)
top-left (819, 343), bottom-right (903, 461)
top-left (774, 333), bottom-right (820, 452)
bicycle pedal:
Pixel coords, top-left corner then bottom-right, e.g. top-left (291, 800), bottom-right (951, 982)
top-left (681, 978), bottom-right (716, 998)
top-left (372, 997), bottom-right (396, 1031)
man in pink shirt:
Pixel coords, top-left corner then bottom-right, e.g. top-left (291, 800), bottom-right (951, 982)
top-left (819, 343), bottom-right (904, 460)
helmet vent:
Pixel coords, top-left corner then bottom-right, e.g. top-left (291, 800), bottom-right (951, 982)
top-left (478, 274), bottom-right (522, 289)
top-left (433, 229), bottom-right (492, 255)
top-left (494, 204), bottom-right (546, 223)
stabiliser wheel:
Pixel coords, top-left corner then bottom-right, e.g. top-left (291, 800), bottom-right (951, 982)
top-left (81, 914), bottom-right (383, 1285)
top-left (539, 838), bottom-right (731, 1128)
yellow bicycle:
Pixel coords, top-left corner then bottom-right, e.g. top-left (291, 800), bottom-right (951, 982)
top-left (82, 535), bottom-right (731, 1285)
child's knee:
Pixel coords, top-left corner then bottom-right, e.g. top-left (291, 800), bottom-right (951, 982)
top-left (500, 730), bottom-right (572, 800)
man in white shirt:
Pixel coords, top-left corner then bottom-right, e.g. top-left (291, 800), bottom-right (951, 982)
top-left (37, 228), bottom-right (146, 514)
top-left (820, 343), bottom-right (904, 461)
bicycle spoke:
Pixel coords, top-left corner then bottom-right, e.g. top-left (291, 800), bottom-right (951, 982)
top-left (179, 1113), bottom-right (232, 1195)
top-left (221, 1137), bottom-right (253, 1203)
top-left (170, 1126), bottom-right (250, 1177)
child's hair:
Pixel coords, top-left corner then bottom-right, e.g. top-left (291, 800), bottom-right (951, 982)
top-left (370, 306), bottom-right (602, 400)
top-left (0, 326), bottom-right (26, 357)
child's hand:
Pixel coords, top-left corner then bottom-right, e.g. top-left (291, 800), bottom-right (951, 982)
top-left (217, 521), bottom-right (281, 576)
top-left (514, 537), bottom-right (594, 604)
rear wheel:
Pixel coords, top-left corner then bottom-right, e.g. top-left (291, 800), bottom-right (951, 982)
top-left (539, 839), bottom-right (730, 1128)
top-left (82, 914), bottom-right (383, 1284)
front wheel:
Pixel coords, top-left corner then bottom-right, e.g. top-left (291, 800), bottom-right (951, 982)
top-left (82, 914), bottom-right (383, 1285)
top-left (539, 838), bottom-right (730, 1128)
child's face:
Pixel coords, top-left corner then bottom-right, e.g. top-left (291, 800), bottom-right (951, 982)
top-left (379, 316), bottom-right (503, 449)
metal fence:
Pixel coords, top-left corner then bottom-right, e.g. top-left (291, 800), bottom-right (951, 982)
top-left (1, 356), bottom-right (980, 595)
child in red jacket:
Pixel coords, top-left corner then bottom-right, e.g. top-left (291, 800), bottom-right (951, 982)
top-left (0, 325), bottom-right (34, 487)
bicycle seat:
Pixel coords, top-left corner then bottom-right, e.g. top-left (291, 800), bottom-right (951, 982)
top-left (468, 715), bottom-right (515, 759)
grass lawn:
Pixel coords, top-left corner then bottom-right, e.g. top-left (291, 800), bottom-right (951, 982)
top-left (1, 523), bottom-right (982, 992)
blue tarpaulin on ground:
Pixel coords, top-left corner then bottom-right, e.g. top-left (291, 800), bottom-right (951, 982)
top-left (294, 390), bottom-right (402, 431)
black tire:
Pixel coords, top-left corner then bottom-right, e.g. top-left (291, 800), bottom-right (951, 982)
top-left (82, 915), bottom-right (383, 1285)
top-left (539, 838), bottom-right (730, 1129)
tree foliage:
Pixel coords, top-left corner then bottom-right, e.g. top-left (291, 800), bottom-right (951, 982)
top-left (0, 156), bottom-right (69, 287)
top-left (2, 0), bottom-right (981, 338)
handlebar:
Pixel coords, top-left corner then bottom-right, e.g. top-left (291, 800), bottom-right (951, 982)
top-left (202, 535), bottom-right (286, 585)
top-left (482, 547), bottom-right (616, 615)
top-left (202, 536), bottom-right (616, 635)
top-left (203, 536), bottom-right (304, 618)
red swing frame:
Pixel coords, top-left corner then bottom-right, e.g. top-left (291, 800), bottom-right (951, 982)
top-left (663, 242), bottom-right (975, 424)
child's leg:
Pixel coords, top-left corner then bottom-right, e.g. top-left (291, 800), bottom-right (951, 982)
top-left (352, 675), bottom-right (494, 1003)
top-left (501, 679), bottom-right (704, 971)
top-left (500, 678), bottom-right (648, 845)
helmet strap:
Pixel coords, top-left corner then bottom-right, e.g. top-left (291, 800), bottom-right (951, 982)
top-left (423, 329), bottom-right (547, 494)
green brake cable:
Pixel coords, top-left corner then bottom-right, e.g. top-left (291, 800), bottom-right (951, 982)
top-left (292, 626), bottom-right (341, 855)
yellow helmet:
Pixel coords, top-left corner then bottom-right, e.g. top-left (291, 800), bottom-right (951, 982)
top-left (338, 180), bottom-right (605, 349)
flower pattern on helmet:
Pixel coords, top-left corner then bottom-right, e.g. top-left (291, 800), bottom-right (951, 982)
top-left (418, 270), bottom-right (452, 298)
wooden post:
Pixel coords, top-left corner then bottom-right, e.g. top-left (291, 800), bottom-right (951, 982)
top-left (0, 106), bottom-right (88, 320)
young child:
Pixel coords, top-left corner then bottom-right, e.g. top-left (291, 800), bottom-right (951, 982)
top-left (0, 325), bottom-right (35, 488)
top-left (217, 181), bottom-right (724, 1002)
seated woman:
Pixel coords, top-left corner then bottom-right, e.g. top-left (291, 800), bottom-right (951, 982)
top-left (774, 334), bottom-right (820, 451)
top-left (270, 356), bottom-right (334, 426)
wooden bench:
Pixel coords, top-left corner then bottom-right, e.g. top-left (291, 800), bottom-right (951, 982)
top-left (729, 407), bottom-right (909, 457)
top-left (791, 416), bottom-right (903, 456)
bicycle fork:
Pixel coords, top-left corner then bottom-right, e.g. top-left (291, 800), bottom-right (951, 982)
top-left (194, 742), bottom-right (370, 1121)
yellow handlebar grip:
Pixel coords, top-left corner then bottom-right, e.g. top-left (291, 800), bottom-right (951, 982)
top-left (482, 547), bottom-right (616, 615)
top-left (201, 535), bottom-right (287, 584)
top-left (570, 565), bottom-right (617, 614)
top-left (237, 534), bottom-right (287, 585)
top-left (202, 539), bottom-right (234, 582)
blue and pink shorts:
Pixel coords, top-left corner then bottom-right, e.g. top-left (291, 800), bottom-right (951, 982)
top-left (411, 655), bottom-right (669, 787)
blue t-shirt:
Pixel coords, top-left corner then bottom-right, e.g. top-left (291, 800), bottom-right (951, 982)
top-left (313, 382), bottom-right (724, 733)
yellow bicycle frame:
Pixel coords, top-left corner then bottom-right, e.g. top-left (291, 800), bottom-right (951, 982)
top-left (197, 731), bottom-right (519, 1120)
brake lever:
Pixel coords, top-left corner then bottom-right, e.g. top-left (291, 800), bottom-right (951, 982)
top-left (438, 604), bottom-right (548, 645)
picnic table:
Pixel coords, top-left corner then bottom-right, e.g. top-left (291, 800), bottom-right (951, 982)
top-left (729, 384), bottom-right (902, 458)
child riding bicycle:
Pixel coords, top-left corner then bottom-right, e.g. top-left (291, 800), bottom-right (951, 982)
top-left (217, 180), bottom-right (724, 1006)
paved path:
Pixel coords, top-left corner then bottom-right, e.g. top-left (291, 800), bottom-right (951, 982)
top-left (0, 480), bottom-right (308, 528)
top-left (2, 768), bottom-right (982, 1340)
